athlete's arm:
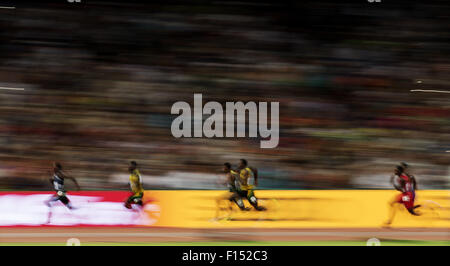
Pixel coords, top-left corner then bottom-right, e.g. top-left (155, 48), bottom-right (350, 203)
top-left (390, 175), bottom-right (402, 191)
top-left (230, 169), bottom-right (239, 180)
top-left (61, 171), bottom-right (81, 190)
top-left (398, 178), bottom-right (406, 192)
top-left (250, 167), bottom-right (258, 186)
top-left (239, 168), bottom-right (248, 185)
top-left (230, 172), bottom-right (237, 183)
top-left (48, 171), bottom-right (54, 185)
top-left (220, 173), bottom-right (231, 187)
top-left (71, 177), bottom-right (81, 190)
top-left (411, 176), bottom-right (418, 190)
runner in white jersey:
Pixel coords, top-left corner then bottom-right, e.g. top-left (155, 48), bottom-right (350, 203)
top-left (45, 162), bottom-right (80, 223)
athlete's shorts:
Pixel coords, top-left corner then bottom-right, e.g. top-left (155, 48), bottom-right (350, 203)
top-left (396, 192), bottom-right (415, 210)
top-left (237, 189), bottom-right (256, 202)
top-left (48, 191), bottom-right (70, 205)
top-left (126, 192), bottom-right (144, 204)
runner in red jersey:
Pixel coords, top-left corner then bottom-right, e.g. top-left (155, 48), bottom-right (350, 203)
top-left (384, 163), bottom-right (421, 227)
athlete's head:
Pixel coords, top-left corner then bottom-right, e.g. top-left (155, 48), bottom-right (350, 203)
top-left (400, 162), bottom-right (409, 169)
top-left (223, 162), bottom-right (231, 173)
top-left (53, 162), bottom-right (62, 171)
top-left (129, 161), bottom-right (137, 173)
top-left (395, 165), bottom-right (404, 175)
top-left (239, 159), bottom-right (247, 169)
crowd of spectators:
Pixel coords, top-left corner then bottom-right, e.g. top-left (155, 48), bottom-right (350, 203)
top-left (0, 0), bottom-right (448, 190)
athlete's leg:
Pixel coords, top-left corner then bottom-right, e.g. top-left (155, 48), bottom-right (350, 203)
top-left (407, 207), bottom-right (421, 216)
top-left (403, 192), bottom-right (420, 216)
top-left (215, 193), bottom-right (228, 219)
top-left (60, 195), bottom-right (75, 210)
top-left (215, 197), bottom-right (221, 219)
top-left (124, 194), bottom-right (133, 209)
top-left (384, 204), bottom-right (396, 226)
top-left (45, 194), bottom-right (59, 207)
top-left (213, 192), bottom-right (233, 220)
top-left (125, 192), bottom-right (144, 209)
top-left (246, 190), bottom-right (266, 211)
top-left (384, 195), bottom-right (401, 226)
top-left (134, 192), bottom-right (144, 206)
top-left (45, 194), bottom-right (60, 224)
top-left (232, 191), bottom-right (249, 211)
top-left (406, 199), bottom-right (421, 216)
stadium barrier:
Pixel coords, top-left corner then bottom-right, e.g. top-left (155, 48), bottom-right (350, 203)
top-left (0, 191), bottom-right (157, 226)
top-left (144, 190), bottom-right (449, 228)
top-left (0, 190), bottom-right (448, 228)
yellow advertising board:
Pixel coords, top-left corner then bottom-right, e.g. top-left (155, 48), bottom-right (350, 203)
top-left (143, 190), bottom-right (449, 228)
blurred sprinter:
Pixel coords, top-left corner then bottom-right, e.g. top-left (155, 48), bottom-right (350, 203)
top-left (236, 159), bottom-right (266, 211)
top-left (124, 161), bottom-right (144, 209)
top-left (213, 162), bottom-right (249, 221)
top-left (384, 163), bottom-right (421, 227)
top-left (45, 162), bottom-right (80, 223)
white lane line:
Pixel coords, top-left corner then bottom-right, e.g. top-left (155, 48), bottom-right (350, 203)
top-left (0, 6), bottom-right (15, 9)
top-left (0, 87), bottom-right (25, 91)
top-left (410, 89), bottom-right (450, 94)
top-left (0, 231), bottom-right (448, 238)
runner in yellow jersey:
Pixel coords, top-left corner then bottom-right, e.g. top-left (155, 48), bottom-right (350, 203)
top-left (213, 163), bottom-right (250, 220)
top-left (236, 159), bottom-right (266, 211)
top-left (124, 161), bottom-right (144, 209)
